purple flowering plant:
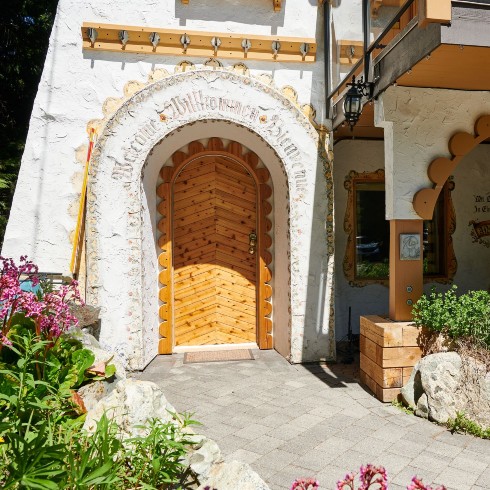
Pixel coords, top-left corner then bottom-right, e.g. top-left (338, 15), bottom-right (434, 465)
top-left (0, 255), bottom-right (81, 347)
top-left (335, 465), bottom-right (447, 490)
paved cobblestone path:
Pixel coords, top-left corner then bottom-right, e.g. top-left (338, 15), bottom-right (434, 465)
top-left (135, 350), bottom-right (490, 490)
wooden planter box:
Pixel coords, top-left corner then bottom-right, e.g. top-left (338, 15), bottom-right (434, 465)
top-left (359, 315), bottom-right (424, 402)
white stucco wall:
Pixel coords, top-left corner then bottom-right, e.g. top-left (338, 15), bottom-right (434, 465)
top-left (2, 0), bottom-right (326, 272)
top-left (333, 140), bottom-right (389, 338)
top-left (375, 86), bottom-right (490, 220)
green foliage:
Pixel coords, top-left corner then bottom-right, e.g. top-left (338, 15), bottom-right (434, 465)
top-left (391, 398), bottom-right (414, 415)
top-left (356, 260), bottom-right (389, 279)
top-left (412, 286), bottom-right (490, 348)
top-left (447, 412), bottom-right (490, 439)
top-left (0, 324), bottom-right (199, 489)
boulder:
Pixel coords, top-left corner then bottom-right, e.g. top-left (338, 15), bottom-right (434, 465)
top-left (83, 379), bottom-right (174, 437)
top-left (198, 461), bottom-right (270, 490)
top-left (415, 393), bottom-right (429, 419)
top-left (419, 352), bottom-right (463, 423)
top-left (185, 437), bottom-right (223, 480)
top-left (77, 378), bottom-right (120, 412)
top-left (401, 365), bottom-right (423, 410)
top-left (401, 351), bottom-right (490, 426)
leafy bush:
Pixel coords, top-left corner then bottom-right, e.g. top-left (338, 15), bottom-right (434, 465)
top-left (412, 286), bottom-right (490, 348)
top-left (0, 257), bottom-right (199, 489)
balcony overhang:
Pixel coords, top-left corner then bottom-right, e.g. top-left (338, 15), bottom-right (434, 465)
top-left (332, 3), bottom-right (490, 132)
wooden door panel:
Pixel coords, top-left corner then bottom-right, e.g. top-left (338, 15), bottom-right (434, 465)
top-left (173, 155), bottom-right (257, 346)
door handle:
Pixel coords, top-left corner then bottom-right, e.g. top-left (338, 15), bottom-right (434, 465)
top-left (248, 231), bottom-right (257, 255)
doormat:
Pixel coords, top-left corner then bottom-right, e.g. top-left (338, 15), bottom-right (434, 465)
top-left (183, 349), bottom-right (254, 364)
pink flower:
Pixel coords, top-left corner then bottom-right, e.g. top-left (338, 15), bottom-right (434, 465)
top-left (291, 478), bottom-right (320, 490)
top-left (0, 257), bottom-right (83, 343)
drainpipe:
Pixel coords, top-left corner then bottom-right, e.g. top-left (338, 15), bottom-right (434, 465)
top-left (324, 0), bottom-right (331, 119)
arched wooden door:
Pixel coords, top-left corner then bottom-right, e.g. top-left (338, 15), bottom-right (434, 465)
top-left (173, 155), bottom-right (257, 345)
top-left (157, 139), bottom-right (273, 353)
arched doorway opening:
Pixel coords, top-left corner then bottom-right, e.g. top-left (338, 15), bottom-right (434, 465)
top-left (156, 139), bottom-right (273, 353)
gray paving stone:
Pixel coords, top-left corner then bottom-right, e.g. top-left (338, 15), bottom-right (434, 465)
top-left (475, 463), bottom-right (490, 487)
top-left (233, 423), bottom-right (271, 440)
top-left (278, 434), bottom-right (324, 454)
top-left (253, 448), bottom-right (298, 472)
top-left (410, 450), bottom-right (452, 472)
top-left (226, 448), bottom-right (262, 465)
top-left (434, 466), bottom-right (479, 490)
top-left (371, 423), bottom-right (409, 442)
top-left (450, 453), bottom-right (488, 475)
top-left (134, 350), bottom-right (489, 490)
top-left (392, 465), bottom-right (440, 487)
top-left (288, 413), bottom-right (324, 429)
top-left (243, 434), bottom-right (284, 454)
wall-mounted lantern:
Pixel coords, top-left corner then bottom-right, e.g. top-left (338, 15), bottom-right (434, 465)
top-left (300, 42), bottom-right (309, 61)
top-left (343, 76), bottom-right (373, 130)
top-left (271, 40), bottom-right (281, 59)
top-left (211, 36), bottom-right (222, 57)
top-left (241, 39), bottom-right (252, 57)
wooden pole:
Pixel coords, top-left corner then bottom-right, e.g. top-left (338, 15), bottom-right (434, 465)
top-left (70, 128), bottom-right (96, 276)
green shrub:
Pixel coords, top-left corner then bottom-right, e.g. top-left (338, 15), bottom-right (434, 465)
top-left (412, 286), bottom-right (490, 348)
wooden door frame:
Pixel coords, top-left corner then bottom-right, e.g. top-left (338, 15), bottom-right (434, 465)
top-left (157, 138), bottom-right (273, 354)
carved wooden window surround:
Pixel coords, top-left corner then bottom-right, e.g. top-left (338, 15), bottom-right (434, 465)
top-left (343, 169), bottom-right (456, 287)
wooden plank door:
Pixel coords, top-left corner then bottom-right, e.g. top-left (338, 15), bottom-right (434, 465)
top-left (172, 155), bottom-right (257, 346)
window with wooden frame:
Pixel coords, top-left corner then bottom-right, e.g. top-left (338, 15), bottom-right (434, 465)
top-left (343, 169), bottom-right (457, 287)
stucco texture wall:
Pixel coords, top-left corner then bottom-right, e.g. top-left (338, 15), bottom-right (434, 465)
top-left (2, 0), bottom-right (326, 273)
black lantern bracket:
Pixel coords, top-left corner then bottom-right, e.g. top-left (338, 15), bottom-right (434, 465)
top-left (343, 75), bottom-right (374, 131)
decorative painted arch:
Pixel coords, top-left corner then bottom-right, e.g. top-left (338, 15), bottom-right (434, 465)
top-left (413, 115), bottom-right (490, 220)
top-left (84, 68), bottom-right (335, 369)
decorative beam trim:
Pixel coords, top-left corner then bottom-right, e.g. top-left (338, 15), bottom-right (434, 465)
top-left (413, 115), bottom-right (490, 219)
top-left (82, 22), bottom-right (315, 62)
top-left (180, 0), bottom-right (282, 10)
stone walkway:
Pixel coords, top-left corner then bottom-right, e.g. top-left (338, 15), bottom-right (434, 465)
top-left (134, 350), bottom-right (490, 490)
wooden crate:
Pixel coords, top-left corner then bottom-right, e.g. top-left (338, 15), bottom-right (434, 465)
top-left (359, 315), bottom-right (424, 402)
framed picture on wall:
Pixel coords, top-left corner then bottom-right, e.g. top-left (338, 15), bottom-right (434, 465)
top-left (400, 233), bottom-right (421, 261)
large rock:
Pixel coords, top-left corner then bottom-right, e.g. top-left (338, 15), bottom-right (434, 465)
top-left (401, 351), bottom-right (490, 426)
top-left (419, 352), bottom-right (463, 423)
top-left (185, 437), bottom-right (223, 480)
top-left (83, 379), bottom-right (174, 436)
top-left (198, 461), bottom-right (270, 490)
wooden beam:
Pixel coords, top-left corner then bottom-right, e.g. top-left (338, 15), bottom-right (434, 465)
top-left (81, 22), bottom-right (316, 63)
top-left (418, 0), bottom-right (451, 28)
top-left (372, 19), bottom-right (441, 99)
top-left (180, 0), bottom-right (282, 11)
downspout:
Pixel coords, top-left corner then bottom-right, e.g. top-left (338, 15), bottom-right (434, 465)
top-left (324, 0), bottom-right (331, 119)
